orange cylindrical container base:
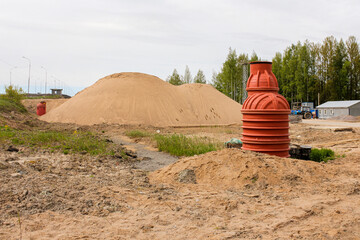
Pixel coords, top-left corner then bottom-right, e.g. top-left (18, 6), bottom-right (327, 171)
top-left (241, 112), bottom-right (290, 157)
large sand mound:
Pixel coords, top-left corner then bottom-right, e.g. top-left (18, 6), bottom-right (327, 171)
top-left (150, 149), bottom-right (333, 189)
top-left (40, 72), bottom-right (243, 126)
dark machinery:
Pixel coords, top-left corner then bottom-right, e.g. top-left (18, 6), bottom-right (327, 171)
top-left (289, 144), bottom-right (312, 160)
top-left (290, 102), bottom-right (316, 119)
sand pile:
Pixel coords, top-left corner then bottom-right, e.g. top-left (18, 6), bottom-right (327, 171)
top-left (40, 73), bottom-right (242, 126)
top-left (150, 149), bottom-right (333, 189)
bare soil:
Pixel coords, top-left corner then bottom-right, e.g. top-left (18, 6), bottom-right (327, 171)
top-left (0, 117), bottom-right (360, 239)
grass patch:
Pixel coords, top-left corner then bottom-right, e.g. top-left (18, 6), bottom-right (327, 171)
top-left (0, 99), bottom-right (27, 113)
top-left (0, 126), bottom-right (121, 156)
top-left (25, 95), bottom-right (62, 99)
top-left (125, 130), bottom-right (152, 138)
top-left (154, 134), bottom-right (222, 156)
top-left (310, 148), bottom-right (335, 162)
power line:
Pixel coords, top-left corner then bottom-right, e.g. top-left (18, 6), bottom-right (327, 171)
top-left (0, 58), bottom-right (14, 67)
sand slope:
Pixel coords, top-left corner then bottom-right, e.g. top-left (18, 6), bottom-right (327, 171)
top-left (40, 72), bottom-right (242, 126)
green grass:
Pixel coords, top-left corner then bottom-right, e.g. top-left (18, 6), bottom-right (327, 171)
top-left (154, 134), bottom-right (222, 156)
top-left (310, 148), bottom-right (335, 162)
top-left (25, 95), bottom-right (62, 99)
top-left (0, 99), bottom-right (27, 113)
top-left (125, 130), bottom-right (152, 138)
top-left (0, 85), bottom-right (27, 113)
top-left (0, 126), bottom-right (120, 156)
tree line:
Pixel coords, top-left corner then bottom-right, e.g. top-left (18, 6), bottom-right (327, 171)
top-left (167, 36), bottom-right (360, 105)
top-left (167, 65), bottom-right (206, 85)
top-left (273, 36), bottom-right (360, 105)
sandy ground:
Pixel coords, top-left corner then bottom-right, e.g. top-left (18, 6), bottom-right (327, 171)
top-left (302, 119), bottom-right (360, 128)
top-left (0, 121), bottom-right (360, 239)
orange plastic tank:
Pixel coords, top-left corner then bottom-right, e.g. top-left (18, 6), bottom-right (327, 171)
top-left (36, 101), bottom-right (46, 116)
top-left (241, 62), bottom-right (290, 157)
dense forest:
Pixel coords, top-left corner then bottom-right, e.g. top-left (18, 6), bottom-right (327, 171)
top-left (273, 36), bottom-right (360, 105)
top-left (167, 36), bottom-right (360, 106)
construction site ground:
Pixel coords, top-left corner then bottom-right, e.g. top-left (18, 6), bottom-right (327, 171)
top-left (1, 116), bottom-right (359, 240)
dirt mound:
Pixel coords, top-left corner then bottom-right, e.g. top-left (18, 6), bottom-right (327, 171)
top-left (150, 149), bottom-right (333, 189)
top-left (40, 72), bottom-right (242, 126)
top-left (0, 151), bottom-right (147, 219)
top-left (22, 99), bottom-right (68, 114)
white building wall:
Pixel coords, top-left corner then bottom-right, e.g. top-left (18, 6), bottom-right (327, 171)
top-left (349, 102), bottom-right (360, 116)
top-left (317, 108), bottom-right (349, 119)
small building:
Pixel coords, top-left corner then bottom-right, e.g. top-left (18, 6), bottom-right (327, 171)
top-left (51, 89), bottom-right (63, 96)
top-left (316, 100), bottom-right (360, 119)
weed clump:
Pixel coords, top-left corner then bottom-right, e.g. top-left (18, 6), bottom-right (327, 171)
top-left (154, 134), bottom-right (221, 156)
top-left (310, 148), bottom-right (335, 162)
top-left (125, 130), bottom-right (151, 138)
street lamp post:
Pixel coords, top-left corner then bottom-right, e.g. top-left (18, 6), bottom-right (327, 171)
top-left (22, 56), bottom-right (31, 96)
top-left (41, 66), bottom-right (47, 94)
top-left (10, 66), bottom-right (17, 86)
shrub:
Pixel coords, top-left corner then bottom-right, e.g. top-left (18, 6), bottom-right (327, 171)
top-left (0, 86), bottom-right (27, 113)
top-left (2, 85), bottom-right (25, 103)
top-left (310, 148), bottom-right (335, 162)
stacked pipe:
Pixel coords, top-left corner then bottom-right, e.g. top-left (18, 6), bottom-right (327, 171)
top-left (241, 62), bottom-right (291, 157)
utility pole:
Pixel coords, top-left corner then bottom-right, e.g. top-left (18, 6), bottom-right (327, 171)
top-left (22, 56), bottom-right (31, 96)
top-left (241, 62), bottom-right (249, 104)
top-left (41, 66), bottom-right (47, 94)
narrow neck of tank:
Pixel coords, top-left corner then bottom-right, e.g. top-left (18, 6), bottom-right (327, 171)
top-left (250, 61), bottom-right (272, 75)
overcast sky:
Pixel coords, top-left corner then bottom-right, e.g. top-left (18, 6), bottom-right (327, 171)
top-left (1, 0), bottom-right (360, 95)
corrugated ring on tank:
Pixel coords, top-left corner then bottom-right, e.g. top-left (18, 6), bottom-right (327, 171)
top-left (241, 92), bottom-right (291, 157)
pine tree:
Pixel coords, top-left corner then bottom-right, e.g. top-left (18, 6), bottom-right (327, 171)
top-left (166, 69), bottom-right (183, 85)
top-left (250, 51), bottom-right (260, 62)
top-left (217, 48), bottom-right (240, 100)
top-left (194, 69), bottom-right (206, 84)
top-left (346, 36), bottom-right (360, 99)
top-left (329, 39), bottom-right (348, 100)
top-left (183, 65), bottom-right (192, 84)
top-left (211, 71), bottom-right (223, 91)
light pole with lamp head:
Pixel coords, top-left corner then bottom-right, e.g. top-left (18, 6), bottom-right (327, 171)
top-left (22, 56), bottom-right (31, 96)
